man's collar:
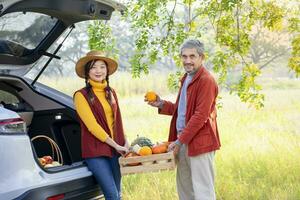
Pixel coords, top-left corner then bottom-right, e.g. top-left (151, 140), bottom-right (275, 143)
top-left (182, 65), bottom-right (205, 84)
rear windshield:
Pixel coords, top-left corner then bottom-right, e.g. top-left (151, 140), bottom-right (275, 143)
top-left (0, 12), bottom-right (57, 53)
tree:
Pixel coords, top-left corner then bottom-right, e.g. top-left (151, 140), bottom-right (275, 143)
top-left (89, 0), bottom-right (300, 108)
top-left (248, 24), bottom-right (291, 70)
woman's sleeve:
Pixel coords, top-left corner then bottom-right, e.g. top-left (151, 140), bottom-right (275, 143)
top-left (74, 92), bottom-right (109, 142)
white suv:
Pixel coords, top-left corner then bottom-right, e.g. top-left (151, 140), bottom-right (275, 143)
top-left (0, 0), bottom-right (125, 199)
top-left (0, 107), bottom-right (26, 134)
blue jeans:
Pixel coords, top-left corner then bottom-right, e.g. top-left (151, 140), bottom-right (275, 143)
top-left (85, 155), bottom-right (122, 200)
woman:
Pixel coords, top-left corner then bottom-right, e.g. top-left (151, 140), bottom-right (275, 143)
top-left (74, 50), bottom-right (129, 200)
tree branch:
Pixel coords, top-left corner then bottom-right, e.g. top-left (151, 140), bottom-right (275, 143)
top-left (236, 3), bottom-right (240, 51)
top-left (188, 0), bottom-right (192, 31)
top-left (161, 0), bottom-right (177, 42)
top-left (258, 50), bottom-right (290, 69)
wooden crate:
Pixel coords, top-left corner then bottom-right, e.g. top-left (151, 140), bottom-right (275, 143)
top-left (119, 152), bottom-right (176, 175)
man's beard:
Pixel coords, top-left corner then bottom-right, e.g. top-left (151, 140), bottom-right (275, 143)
top-left (184, 64), bottom-right (197, 74)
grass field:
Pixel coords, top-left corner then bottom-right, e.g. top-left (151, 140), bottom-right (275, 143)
top-left (119, 89), bottom-right (300, 200)
top-left (41, 73), bottom-right (300, 200)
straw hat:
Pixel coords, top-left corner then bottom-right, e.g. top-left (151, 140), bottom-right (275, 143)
top-left (75, 50), bottom-right (118, 78)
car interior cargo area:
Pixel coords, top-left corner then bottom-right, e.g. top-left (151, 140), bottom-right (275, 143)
top-left (0, 77), bottom-right (83, 169)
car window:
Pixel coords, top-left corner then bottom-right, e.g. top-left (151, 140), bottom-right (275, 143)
top-left (0, 90), bottom-right (19, 105)
top-left (25, 21), bottom-right (90, 96)
top-left (0, 12), bottom-right (57, 51)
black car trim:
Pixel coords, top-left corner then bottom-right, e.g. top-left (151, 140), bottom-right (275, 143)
top-left (0, 75), bottom-right (74, 110)
top-left (1, 0), bottom-right (114, 23)
top-left (13, 176), bottom-right (103, 200)
top-left (38, 50), bottom-right (61, 60)
top-left (31, 25), bottom-right (74, 86)
top-left (0, 4), bottom-right (3, 13)
top-left (0, 0), bottom-right (116, 66)
top-left (2, 80), bottom-right (23, 92)
top-left (0, 132), bottom-right (26, 136)
top-left (0, 20), bottom-right (67, 66)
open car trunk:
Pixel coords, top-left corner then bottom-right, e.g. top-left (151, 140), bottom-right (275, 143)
top-left (0, 75), bottom-right (83, 170)
top-left (0, 1), bottom-right (126, 199)
top-left (0, 0), bottom-right (125, 170)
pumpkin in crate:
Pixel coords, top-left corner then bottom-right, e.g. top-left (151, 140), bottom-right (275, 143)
top-left (124, 152), bottom-right (140, 166)
top-left (152, 143), bottom-right (168, 154)
top-left (131, 136), bottom-right (153, 148)
top-left (139, 146), bottom-right (152, 156)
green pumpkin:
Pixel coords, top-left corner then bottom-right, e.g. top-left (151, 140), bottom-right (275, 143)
top-left (131, 136), bottom-right (153, 147)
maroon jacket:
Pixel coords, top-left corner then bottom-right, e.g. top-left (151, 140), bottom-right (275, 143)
top-left (76, 88), bottom-right (125, 158)
top-left (159, 67), bottom-right (221, 156)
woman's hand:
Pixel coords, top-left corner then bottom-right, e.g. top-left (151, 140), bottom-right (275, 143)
top-left (115, 144), bottom-right (129, 156)
top-left (124, 139), bottom-right (130, 150)
top-left (105, 137), bottom-right (129, 156)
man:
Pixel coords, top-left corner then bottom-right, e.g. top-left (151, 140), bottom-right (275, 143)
top-left (146, 39), bottom-right (221, 200)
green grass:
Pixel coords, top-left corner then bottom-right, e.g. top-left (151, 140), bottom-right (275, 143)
top-left (119, 89), bottom-right (300, 200)
top-left (40, 73), bottom-right (300, 200)
top-left (213, 90), bottom-right (300, 200)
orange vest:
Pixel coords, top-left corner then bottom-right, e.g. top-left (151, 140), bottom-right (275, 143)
top-left (77, 88), bottom-right (125, 158)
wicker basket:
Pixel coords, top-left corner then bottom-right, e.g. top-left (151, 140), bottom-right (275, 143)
top-left (31, 135), bottom-right (64, 165)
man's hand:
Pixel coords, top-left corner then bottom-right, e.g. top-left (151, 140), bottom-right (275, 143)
top-left (144, 95), bottom-right (164, 108)
top-left (168, 141), bottom-right (180, 156)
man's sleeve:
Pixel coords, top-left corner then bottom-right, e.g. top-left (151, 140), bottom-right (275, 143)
top-left (158, 100), bottom-right (176, 116)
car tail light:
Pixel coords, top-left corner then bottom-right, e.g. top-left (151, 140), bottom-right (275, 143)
top-left (47, 194), bottom-right (65, 200)
top-left (0, 118), bottom-right (26, 134)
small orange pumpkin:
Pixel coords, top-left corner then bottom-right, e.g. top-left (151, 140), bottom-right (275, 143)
top-left (151, 143), bottom-right (168, 154)
top-left (145, 91), bottom-right (157, 102)
top-left (125, 152), bottom-right (141, 166)
top-left (139, 146), bottom-right (152, 156)
top-left (162, 141), bottom-right (171, 147)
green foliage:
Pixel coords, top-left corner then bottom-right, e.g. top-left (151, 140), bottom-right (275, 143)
top-left (87, 0), bottom-right (299, 108)
top-left (123, 0), bottom-right (188, 77)
top-left (258, 1), bottom-right (285, 31)
top-left (231, 64), bottom-right (264, 108)
top-left (167, 70), bottom-right (184, 92)
top-left (288, 16), bottom-right (300, 77)
top-left (288, 17), bottom-right (300, 32)
top-left (288, 35), bottom-right (300, 77)
top-left (88, 21), bottom-right (118, 58)
top-left (212, 50), bottom-right (239, 87)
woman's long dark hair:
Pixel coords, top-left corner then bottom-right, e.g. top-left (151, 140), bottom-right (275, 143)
top-left (84, 59), bottom-right (112, 105)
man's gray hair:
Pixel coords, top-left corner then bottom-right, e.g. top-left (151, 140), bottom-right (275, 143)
top-left (180, 39), bottom-right (204, 55)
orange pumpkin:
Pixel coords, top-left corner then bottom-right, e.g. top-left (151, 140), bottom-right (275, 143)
top-left (145, 91), bottom-right (157, 102)
top-left (162, 141), bottom-right (171, 147)
top-left (125, 152), bottom-right (140, 166)
top-left (139, 146), bottom-right (152, 156)
top-left (151, 143), bottom-right (168, 154)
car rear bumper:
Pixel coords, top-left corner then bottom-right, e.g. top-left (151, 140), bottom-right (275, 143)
top-left (13, 176), bottom-right (103, 200)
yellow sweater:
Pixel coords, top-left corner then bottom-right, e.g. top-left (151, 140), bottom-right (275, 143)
top-left (74, 79), bottom-right (114, 142)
